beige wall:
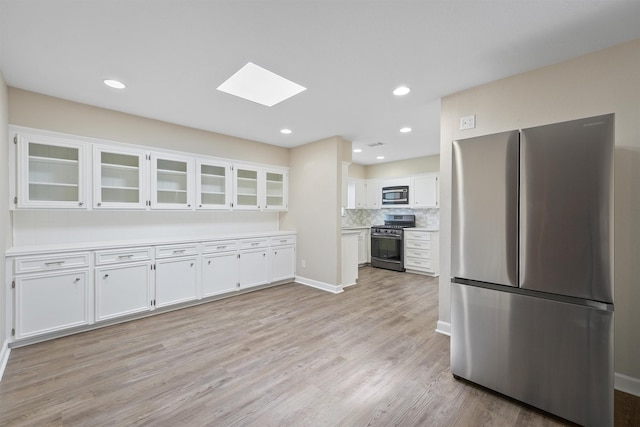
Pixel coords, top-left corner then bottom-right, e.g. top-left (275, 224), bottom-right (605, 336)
top-left (348, 163), bottom-right (366, 180)
top-left (439, 39), bottom-right (640, 385)
top-left (0, 73), bottom-right (8, 353)
top-left (281, 136), bottom-right (344, 286)
top-left (8, 88), bottom-right (289, 166)
top-left (365, 154), bottom-right (439, 179)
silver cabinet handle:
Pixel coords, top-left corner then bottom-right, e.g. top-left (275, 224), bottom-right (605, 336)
top-left (118, 254), bottom-right (134, 259)
top-left (217, 246), bottom-right (227, 250)
top-left (45, 261), bottom-right (65, 266)
top-left (173, 249), bottom-right (186, 254)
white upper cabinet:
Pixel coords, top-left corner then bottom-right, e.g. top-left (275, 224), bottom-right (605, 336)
top-left (366, 180), bottom-right (381, 209)
top-left (234, 165), bottom-right (261, 210)
top-left (93, 146), bottom-right (148, 209)
top-left (150, 153), bottom-right (194, 210)
top-left (196, 160), bottom-right (232, 210)
top-left (233, 165), bottom-right (288, 211)
top-left (411, 173), bottom-right (439, 208)
top-left (15, 133), bottom-right (88, 209)
top-left (10, 126), bottom-right (288, 212)
top-left (263, 168), bottom-right (288, 211)
top-left (347, 178), bottom-right (366, 209)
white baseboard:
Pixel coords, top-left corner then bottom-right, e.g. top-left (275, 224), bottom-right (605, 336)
top-left (435, 320), bottom-right (450, 336)
top-left (615, 372), bottom-right (640, 397)
top-left (0, 339), bottom-right (10, 382)
top-left (295, 276), bottom-right (343, 294)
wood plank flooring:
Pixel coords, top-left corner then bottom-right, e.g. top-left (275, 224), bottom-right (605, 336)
top-left (0, 266), bottom-right (637, 426)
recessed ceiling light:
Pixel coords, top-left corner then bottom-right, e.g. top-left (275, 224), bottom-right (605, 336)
top-left (104, 79), bottom-right (125, 89)
top-left (217, 62), bottom-right (306, 107)
top-left (377, 156), bottom-right (385, 160)
top-left (353, 148), bottom-right (362, 153)
top-left (280, 128), bottom-right (292, 134)
top-left (400, 127), bottom-right (412, 133)
top-left (393, 86), bottom-right (410, 96)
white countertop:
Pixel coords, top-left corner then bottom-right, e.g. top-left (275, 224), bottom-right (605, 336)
top-left (6, 230), bottom-right (297, 256)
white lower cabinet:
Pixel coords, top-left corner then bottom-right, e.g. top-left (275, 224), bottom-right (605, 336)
top-left (404, 230), bottom-right (439, 276)
top-left (269, 236), bottom-right (295, 282)
top-left (357, 229), bottom-right (370, 265)
top-left (239, 239), bottom-right (269, 288)
top-left (8, 233), bottom-right (295, 343)
top-left (202, 252), bottom-right (239, 297)
top-left (155, 256), bottom-right (199, 308)
top-left (95, 263), bottom-right (152, 321)
top-left (15, 269), bottom-right (90, 339)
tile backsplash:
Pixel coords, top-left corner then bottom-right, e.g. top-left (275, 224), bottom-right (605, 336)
top-left (342, 208), bottom-right (439, 229)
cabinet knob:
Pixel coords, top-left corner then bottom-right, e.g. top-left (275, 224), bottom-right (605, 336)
top-left (208, 260), bottom-right (211, 265)
top-left (190, 262), bottom-right (194, 267)
top-left (97, 202), bottom-right (102, 207)
top-left (199, 204), bottom-right (202, 208)
top-left (74, 278), bottom-right (81, 283)
top-left (79, 202), bottom-right (84, 206)
top-left (104, 274), bottom-right (109, 279)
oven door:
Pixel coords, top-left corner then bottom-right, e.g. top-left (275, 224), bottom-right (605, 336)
top-left (370, 233), bottom-right (403, 263)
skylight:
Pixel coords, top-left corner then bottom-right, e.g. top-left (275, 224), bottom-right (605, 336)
top-left (217, 62), bottom-right (306, 107)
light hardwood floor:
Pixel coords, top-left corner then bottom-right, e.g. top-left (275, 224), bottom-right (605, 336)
top-left (0, 267), bottom-right (636, 426)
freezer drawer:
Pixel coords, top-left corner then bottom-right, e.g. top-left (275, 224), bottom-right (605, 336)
top-left (450, 282), bottom-right (613, 427)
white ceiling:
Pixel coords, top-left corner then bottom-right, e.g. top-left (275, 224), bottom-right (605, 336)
top-left (1, 1), bottom-right (640, 165)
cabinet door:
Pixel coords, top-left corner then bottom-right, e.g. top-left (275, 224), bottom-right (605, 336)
top-left (263, 169), bottom-right (288, 211)
top-left (234, 166), bottom-right (261, 210)
top-left (197, 160), bottom-right (232, 209)
top-left (16, 133), bottom-right (87, 209)
top-left (155, 257), bottom-right (199, 307)
top-left (347, 179), bottom-right (366, 209)
top-left (15, 270), bottom-right (90, 339)
top-left (270, 246), bottom-right (295, 282)
top-left (238, 250), bottom-right (268, 288)
top-left (357, 231), bottom-right (366, 264)
top-left (94, 146), bottom-right (148, 209)
top-left (151, 154), bottom-right (194, 209)
top-left (95, 263), bottom-right (152, 321)
top-left (412, 174), bottom-right (439, 208)
top-left (202, 252), bottom-right (238, 296)
top-left (366, 180), bottom-right (380, 209)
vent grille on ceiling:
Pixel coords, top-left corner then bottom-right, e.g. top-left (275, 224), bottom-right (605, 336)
top-left (367, 142), bottom-right (384, 147)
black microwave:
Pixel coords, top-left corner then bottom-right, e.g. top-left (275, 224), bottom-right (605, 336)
top-left (381, 186), bottom-right (409, 205)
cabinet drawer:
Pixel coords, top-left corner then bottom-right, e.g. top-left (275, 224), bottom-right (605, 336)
top-left (239, 239), bottom-right (268, 250)
top-left (95, 247), bottom-right (152, 265)
top-left (405, 240), bottom-right (432, 250)
top-left (155, 244), bottom-right (200, 259)
top-left (404, 231), bottom-right (431, 241)
top-left (202, 240), bottom-right (238, 254)
top-left (14, 253), bottom-right (90, 274)
top-left (405, 258), bottom-right (433, 271)
top-left (270, 236), bottom-right (295, 247)
top-left (405, 248), bottom-right (432, 259)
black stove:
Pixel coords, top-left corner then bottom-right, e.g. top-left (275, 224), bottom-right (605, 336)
top-left (370, 214), bottom-right (415, 272)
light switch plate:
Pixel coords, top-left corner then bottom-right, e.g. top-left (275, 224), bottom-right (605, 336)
top-left (460, 115), bottom-right (476, 130)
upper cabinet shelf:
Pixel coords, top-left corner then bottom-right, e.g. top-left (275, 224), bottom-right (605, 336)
top-left (10, 126), bottom-right (288, 212)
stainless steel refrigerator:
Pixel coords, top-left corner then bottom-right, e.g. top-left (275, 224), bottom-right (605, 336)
top-left (450, 114), bottom-right (614, 426)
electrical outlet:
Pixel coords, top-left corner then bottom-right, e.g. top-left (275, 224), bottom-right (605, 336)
top-left (301, 259), bottom-right (306, 268)
top-left (460, 115), bottom-right (476, 130)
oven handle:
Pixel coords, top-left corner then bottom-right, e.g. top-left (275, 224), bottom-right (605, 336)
top-left (371, 233), bottom-right (402, 240)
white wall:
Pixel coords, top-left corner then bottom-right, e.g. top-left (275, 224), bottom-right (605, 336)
top-left (439, 39), bottom-right (640, 393)
top-left (364, 154), bottom-right (440, 179)
top-left (281, 136), bottom-right (344, 288)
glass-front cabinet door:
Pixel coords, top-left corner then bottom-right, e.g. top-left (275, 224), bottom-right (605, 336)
top-left (150, 153), bottom-right (194, 209)
top-left (16, 133), bottom-right (87, 209)
top-left (263, 168), bottom-right (288, 211)
top-left (197, 160), bottom-right (232, 209)
top-left (234, 165), bottom-right (261, 210)
top-left (93, 146), bottom-right (147, 209)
